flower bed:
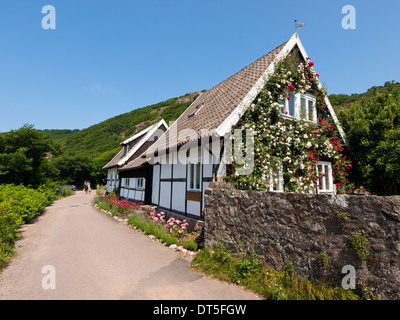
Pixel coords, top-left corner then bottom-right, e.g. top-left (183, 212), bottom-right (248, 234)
top-left (94, 193), bottom-right (198, 251)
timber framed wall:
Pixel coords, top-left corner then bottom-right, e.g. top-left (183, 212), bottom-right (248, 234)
top-left (151, 145), bottom-right (215, 220)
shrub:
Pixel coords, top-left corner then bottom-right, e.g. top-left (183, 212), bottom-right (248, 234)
top-left (165, 216), bottom-right (189, 238)
top-left (58, 187), bottom-right (74, 198)
top-left (319, 252), bottom-right (329, 271)
top-left (350, 232), bottom-right (369, 261)
top-left (336, 210), bottom-right (349, 225)
top-left (0, 184), bottom-right (55, 270)
top-left (182, 239), bottom-right (198, 251)
top-left (235, 253), bottom-right (262, 279)
top-left (282, 261), bottom-right (294, 278)
top-left (127, 212), bottom-right (178, 246)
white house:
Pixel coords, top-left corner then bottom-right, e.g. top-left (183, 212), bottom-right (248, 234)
top-left (117, 33), bottom-right (348, 219)
top-left (103, 119), bottom-right (168, 195)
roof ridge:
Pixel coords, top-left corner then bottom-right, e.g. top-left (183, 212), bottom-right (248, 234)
top-left (143, 37), bottom-right (290, 157)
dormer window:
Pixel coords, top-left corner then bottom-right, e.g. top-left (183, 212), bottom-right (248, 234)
top-left (188, 103), bottom-right (204, 118)
top-left (279, 93), bottom-right (316, 122)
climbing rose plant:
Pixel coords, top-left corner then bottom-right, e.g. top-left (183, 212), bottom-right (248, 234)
top-left (227, 55), bottom-right (354, 194)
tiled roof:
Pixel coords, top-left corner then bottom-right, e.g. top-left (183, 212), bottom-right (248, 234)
top-left (144, 40), bottom-right (288, 156)
top-left (102, 147), bottom-right (125, 170)
top-left (118, 156), bottom-right (148, 171)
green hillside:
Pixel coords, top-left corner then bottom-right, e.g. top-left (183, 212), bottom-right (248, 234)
top-left (55, 91), bottom-right (201, 158)
top-left (42, 129), bottom-right (79, 146)
top-left (43, 91), bottom-right (203, 185)
top-left (329, 81), bottom-right (400, 112)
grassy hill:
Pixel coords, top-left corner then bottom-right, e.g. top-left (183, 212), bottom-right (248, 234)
top-left (46, 91), bottom-right (203, 168)
top-left (42, 129), bottom-right (79, 146)
top-left (329, 81), bottom-right (400, 112)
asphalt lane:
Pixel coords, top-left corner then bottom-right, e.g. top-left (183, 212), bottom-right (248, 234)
top-left (0, 191), bottom-right (260, 300)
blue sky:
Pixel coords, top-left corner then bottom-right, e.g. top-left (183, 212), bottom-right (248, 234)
top-left (0, 0), bottom-right (399, 132)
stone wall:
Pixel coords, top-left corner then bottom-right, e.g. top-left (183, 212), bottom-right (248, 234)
top-left (203, 182), bottom-right (400, 299)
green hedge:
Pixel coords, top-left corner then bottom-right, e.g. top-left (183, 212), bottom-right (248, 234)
top-left (0, 184), bottom-right (55, 270)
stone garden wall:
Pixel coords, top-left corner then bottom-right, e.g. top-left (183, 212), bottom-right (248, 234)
top-left (203, 182), bottom-right (400, 299)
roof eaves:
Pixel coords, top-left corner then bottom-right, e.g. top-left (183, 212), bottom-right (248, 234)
top-left (117, 119), bottom-right (169, 167)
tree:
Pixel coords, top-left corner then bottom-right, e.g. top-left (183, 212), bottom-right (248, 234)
top-left (338, 92), bottom-right (400, 195)
top-left (0, 124), bottom-right (59, 186)
top-left (50, 155), bottom-right (93, 186)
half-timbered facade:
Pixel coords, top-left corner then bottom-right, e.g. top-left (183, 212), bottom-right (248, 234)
top-left (102, 119), bottom-right (168, 195)
top-left (112, 33), bottom-right (348, 220)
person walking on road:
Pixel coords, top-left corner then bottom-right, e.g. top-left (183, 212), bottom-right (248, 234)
top-left (84, 183), bottom-right (88, 194)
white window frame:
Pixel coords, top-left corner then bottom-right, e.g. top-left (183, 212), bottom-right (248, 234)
top-left (316, 161), bottom-right (333, 193)
top-left (187, 162), bottom-right (201, 192)
top-left (269, 160), bottom-right (284, 192)
top-left (136, 177), bottom-right (144, 189)
top-left (279, 93), bottom-right (316, 122)
top-left (125, 178), bottom-right (130, 187)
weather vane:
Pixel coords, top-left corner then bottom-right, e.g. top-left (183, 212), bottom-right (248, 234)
top-left (294, 19), bottom-right (306, 33)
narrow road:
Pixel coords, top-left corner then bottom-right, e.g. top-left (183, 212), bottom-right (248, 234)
top-left (0, 191), bottom-right (259, 300)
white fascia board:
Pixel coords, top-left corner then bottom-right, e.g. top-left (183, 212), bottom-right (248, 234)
top-left (323, 94), bottom-right (349, 146)
top-left (295, 35), bottom-right (348, 145)
top-left (215, 33), bottom-right (348, 146)
top-left (215, 33), bottom-right (299, 137)
top-left (117, 119), bottom-right (169, 167)
top-left (121, 121), bottom-right (162, 145)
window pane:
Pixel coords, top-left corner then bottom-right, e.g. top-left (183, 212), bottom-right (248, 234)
top-left (195, 164), bottom-right (201, 190)
top-left (189, 164), bottom-right (194, 189)
top-left (274, 166), bottom-right (280, 190)
top-left (272, 167), bottom-right (277, 190)
top-left (300, 97), bottom-right (307, 119)
top-left (308, 100), bottom-right (315, 121)
top-left (279, 100), bottom-right (285, 114)
top-left (318, 165), bottom-right (324, 190)
top-left (288, 95), bottom-right (295, 117)
top-left (325, 165), bottom-right (330, 191)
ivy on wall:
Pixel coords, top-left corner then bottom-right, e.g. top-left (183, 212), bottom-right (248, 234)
top-left (227, 55), bottom-right (354, 194)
